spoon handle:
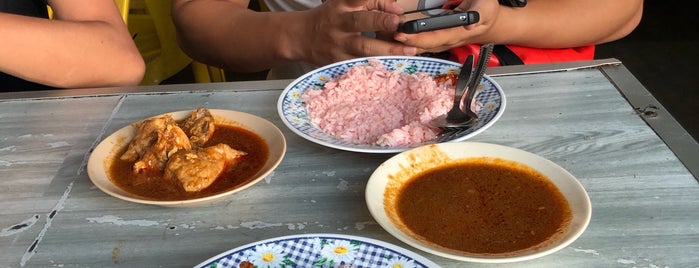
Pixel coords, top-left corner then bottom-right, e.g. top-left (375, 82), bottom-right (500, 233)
top-left (453, 54), bottom-right (474, 108)
top-left (463, 43), bottom-right (494, 111)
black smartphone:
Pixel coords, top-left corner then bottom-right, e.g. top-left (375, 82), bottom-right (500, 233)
top-left (398, 9), bottom-right (479, 34)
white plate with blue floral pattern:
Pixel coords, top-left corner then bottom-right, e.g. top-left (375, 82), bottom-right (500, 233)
top-left (194, 233), bottom-right (441, 268)
top-left (277, 56), bottom-right (506, 153)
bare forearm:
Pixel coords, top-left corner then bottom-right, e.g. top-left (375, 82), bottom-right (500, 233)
top-left (173, 0), bottom-right (416, 73)
top-left (0, 13), bottom-right (144, 88)
top-left (487, 0), bottom-right (643, 48)
top-left (173, 0), bottom-right (309, 73)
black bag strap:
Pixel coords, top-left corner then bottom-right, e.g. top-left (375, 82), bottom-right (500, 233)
top-left (422, 45), bottom-right (525, 66)
top-left (493, 45), bottom-right (524, 66)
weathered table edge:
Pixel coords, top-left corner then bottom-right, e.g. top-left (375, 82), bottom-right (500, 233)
top-left (2, 59), bottom-right (696, 180)
top-left (487, 58), bottom-right (699, 181)
top-left (602, 63), bottom-right (699, 181)
top-left (0, 79), bottom-right (293, 100)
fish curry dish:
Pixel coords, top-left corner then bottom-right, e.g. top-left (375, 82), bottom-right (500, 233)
top-left (109, 108), bottom-right (269, 200)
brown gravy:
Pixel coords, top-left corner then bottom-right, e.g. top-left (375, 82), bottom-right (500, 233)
top-left (109, 124), bottom-right (269, 201)
top-left (395, 158), bottom-right (572, 254)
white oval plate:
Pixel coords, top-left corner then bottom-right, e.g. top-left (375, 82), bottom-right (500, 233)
top-left (365, 142), bottom-right (591, 263)
top-left (277, 56), bottom-right (506, 153)
top-left (86, 109), bottom-right (286, 207)
top-left (194, 233), bottom-right (441, 268)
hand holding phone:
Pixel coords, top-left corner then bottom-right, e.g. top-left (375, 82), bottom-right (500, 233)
top-left (398, 9), bottom-right (479, 34)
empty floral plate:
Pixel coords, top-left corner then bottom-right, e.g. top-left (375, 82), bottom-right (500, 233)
top-left (277, 56), bottom-right (506, 153)
top-left (194, 233), bottom-right (440, 268)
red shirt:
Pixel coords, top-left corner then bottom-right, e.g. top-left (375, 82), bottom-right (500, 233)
top-left (449, 44), bottom-right (595, 67)
top-left (439, 0), bottom-right (595, 66)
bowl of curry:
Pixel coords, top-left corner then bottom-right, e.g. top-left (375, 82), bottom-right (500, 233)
top-left (365, 142), bottom-right (591, 263)
top-left (87, 108), bottom-right (286, 207)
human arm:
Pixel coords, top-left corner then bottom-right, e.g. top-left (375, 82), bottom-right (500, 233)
top-left (172, 0), bottom-right (419, 73)
top-left (0, 0), bottom-right (144, 89)
top-left (394, 0), bottom-right (644, 53)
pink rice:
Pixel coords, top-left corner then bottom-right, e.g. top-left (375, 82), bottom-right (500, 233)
top-left (302, 59), bottom-right (454, 147)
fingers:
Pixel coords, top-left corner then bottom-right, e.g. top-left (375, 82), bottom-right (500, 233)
top-left (394, 28), bottom-right (465, 52)
top-left (326, 37), bottom-right (418, 62)
top-left (343, 36), bottom-right (419, 59)
top-left (308, 0), bottom-right (419, 63)
top-left (341, 0), bottom-right (404, 13)
top-left (337, 10), bottom-right (401, 33)
top-left (368, 0), bottom-right (405, 14)
top-left (338, 12), bottom-right (419, 56)
top-left (321, 0), bottom-right (403, 32)
top-left (310, 38), bottom-right (417, 67)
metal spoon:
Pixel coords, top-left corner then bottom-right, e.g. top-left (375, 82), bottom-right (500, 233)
top-left (429, 55), bottom-right (476, 128)
top-left (430, 43), bottom-right (494, 129)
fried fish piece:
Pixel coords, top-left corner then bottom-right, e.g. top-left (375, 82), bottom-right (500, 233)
top-left (164, 143), bottom-right (246, 192)
top-left (179, 107), bottom-right (215, 148)
top-left (121, 115), bottom-right (191, 173)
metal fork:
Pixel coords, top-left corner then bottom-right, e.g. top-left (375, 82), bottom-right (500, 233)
top-left (433, 43), bottom-right (495, 139)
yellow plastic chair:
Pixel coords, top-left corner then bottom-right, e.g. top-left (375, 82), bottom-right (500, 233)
top-left (49, 0), bottom-right (224, 84)
top-left (128, 0), bottom-right (226, 85)
top-left (192, 62), bottom-right (227, 83)
top-left (48, 0), bottom-right (130, 23)
top-left (258, 0), bottom-right (271, 12)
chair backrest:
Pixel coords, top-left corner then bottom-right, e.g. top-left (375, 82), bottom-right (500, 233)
top-left (129, 0), bottom-right (192, 85)
top-left (50, 0), bottom-right (225, 84)
top-left (115, 0), bottom-right (130, 23)
top-left (48, 0), bottom-right (129, 23)
top-left (128, 0), bottom-right (225, 84)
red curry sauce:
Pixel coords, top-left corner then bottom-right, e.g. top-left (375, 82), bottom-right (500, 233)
top-left (395, 159), bottom-right (572, 254)
top-left (109, 124), bottom-right (268, 200)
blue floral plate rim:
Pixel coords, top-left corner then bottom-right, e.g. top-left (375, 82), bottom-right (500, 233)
top-left (194, 233), bottom-right (441, 268)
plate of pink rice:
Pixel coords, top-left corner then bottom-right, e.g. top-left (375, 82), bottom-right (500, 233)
top-left (277, 56), bottom-right (505, 153)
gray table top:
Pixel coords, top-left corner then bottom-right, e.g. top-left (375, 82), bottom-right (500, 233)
top-left (1, 59), bottom-right (697, 267)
